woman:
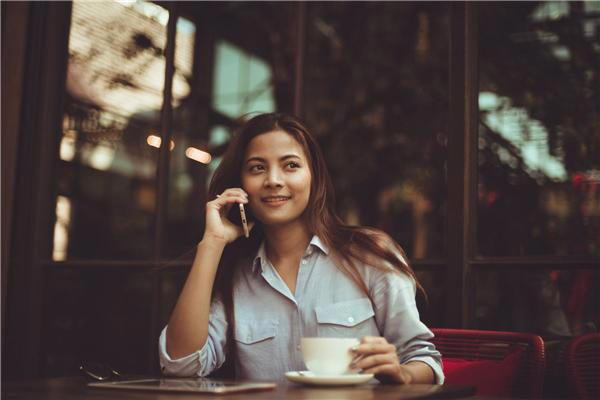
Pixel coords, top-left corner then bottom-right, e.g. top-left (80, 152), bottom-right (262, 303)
top-left (159, 113), bottom-right (443, 384)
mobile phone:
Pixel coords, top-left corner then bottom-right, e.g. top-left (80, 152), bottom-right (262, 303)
top-left (239, 203), bottom-right (250, 238)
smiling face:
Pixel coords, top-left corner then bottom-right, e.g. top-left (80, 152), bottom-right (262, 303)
top-left (241, 130), bottom-right (312, 229)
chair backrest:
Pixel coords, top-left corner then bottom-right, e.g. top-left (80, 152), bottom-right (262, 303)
top-left (432, 328), bottom-right (545, 398)
top-left (566, 332), bottom-right (600, 399)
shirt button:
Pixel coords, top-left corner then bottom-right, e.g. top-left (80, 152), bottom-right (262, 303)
top-left (348, 316), bottom-right (355, 323)
top-left (301, 259), bottom-right (308, 265)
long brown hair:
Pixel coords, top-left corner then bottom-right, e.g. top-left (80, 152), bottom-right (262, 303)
top-left (208, 113), bottom-right (422, 377)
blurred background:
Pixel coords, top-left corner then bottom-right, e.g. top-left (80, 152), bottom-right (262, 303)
top-left (2, 1), bottom-right (598, 394)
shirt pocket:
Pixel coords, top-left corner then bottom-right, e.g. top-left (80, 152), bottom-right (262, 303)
top-left (233, 319), bottom-right (278, 370)
top-left (315, 298), bottom-right (376, 336)
top-left (234, 319), bottom-right (278, 345)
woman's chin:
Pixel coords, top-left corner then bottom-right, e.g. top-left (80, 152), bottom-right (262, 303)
top-left (258, 215), bottom-right (305, 229)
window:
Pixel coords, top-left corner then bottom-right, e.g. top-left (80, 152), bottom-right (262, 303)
top-left (477, 1), bottom-right (600, 258)
top-left (475, 1), bottom-right (600, 337)
top-left (54, 0), bottom-right (170, 260)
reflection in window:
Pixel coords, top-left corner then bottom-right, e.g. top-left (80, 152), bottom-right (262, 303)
top-left (531, 1), bottom-right (569, 22)
top-left (475, 269), bottom-right (600, 338)
top-left (304, 3), bottom-right (449, 259)
top-left (53, 0), bottom-right (174, 260)
top-left (173, 16), bottom-right (195, 107)
top-left (212, 40), bottom-right (275, 117)
top-left (52, 196), bottom-right (72, 261)
top-left (68, 0), bottom-right (172, 117)
top-left (478, 1), bottom-right (600, 257)
top-left (209, 125), bottom-right (231, 148)
top-left (206, 126), bottom-right (231, 181)
top-left (479, 92), bottom-right (566, 181)
top-left (59, 128), bottom-right (76, 162)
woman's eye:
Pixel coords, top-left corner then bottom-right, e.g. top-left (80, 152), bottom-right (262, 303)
top-left (249, 165), bottom-right (265, 173)
top-left (285, 162), bottom-right (300, 169)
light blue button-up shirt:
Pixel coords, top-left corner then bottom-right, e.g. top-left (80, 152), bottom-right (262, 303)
top-left (159, 236), bottom-right (444, 383)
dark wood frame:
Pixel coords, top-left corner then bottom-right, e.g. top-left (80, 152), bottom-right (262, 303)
top-left (446, 2), bottom-right (479, 328)
top-left (3, 2), bottom-right (72, 378)
top-left (1, 0), bottom-right (31, 374)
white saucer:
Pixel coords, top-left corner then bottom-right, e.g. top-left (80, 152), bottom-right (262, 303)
top-left (285, 371), bottom-right (374, 386)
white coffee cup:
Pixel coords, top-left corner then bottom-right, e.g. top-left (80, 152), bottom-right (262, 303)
top-left (300, 337), bottom-right (359, 375)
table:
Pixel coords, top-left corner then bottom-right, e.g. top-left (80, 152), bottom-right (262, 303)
top-left (4, 377), bottom-right (475, 400)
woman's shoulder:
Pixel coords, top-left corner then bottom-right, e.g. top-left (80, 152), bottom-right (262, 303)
top-left (344, 260), bottom-right (410, 287)
top-left (341, 227), bottom-right (412, 280)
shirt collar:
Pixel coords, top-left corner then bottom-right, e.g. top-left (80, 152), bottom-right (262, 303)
top-left (308, 235), bottom-right (329, 255)
top-left (252, 241), bottom-right (269, 274)
top-left (251, 234), bottom-right (329, 274)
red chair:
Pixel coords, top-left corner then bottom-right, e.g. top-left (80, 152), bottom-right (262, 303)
top-left (566, 333), bottom-right (600, 399)
top-left (432, 328), bottom-right (545, 398)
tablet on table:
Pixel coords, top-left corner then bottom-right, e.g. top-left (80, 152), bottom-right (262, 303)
top-left (88, 378), bottom-right (276, 394)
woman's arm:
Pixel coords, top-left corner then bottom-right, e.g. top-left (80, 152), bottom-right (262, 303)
top-left (165, 238), bottom-right (226, 359)
top-left (165, 188), bottom-right (249, 359)
top-left (401, 360), bottom-right (434, 383)
top-left (352, 267), bottom-right (444, 384)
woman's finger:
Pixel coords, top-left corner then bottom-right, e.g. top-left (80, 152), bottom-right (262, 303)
top-left (351, 353), bottom-right (365, 366)
top-left (352, 342), bottom-right (396, 355)
top-left (360, 336), bottom-right (387, 344)
top-left (208, 191), bottom-right (248, 211)
top-left (352, 353), bottom-right (397, 370)
top-left (216, 188), bottom-right (248, 199)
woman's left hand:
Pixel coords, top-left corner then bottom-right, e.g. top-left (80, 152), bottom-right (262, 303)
top-left (350, 336), bottom-right (413, 384)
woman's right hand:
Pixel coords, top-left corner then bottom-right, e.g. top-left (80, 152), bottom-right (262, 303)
top-left (203, 188), bottom-right (252, 244)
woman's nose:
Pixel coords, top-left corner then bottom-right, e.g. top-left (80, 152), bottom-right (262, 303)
top-left (264, 168), bottom-right (284, 187)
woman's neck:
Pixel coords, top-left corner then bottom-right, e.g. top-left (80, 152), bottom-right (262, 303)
top-left (263, 221), bottom-right (312, 267)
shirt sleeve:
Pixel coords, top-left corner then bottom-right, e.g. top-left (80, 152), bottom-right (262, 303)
top-left (158, 298), bottom-right (228, 377)
top-left (370, 270), bottom-right (445, 384)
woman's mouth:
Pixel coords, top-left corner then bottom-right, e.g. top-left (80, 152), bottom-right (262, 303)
top-left (261, 195), bottom-right (291, 205)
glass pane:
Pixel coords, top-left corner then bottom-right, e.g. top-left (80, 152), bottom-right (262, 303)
top-left (213, 41), bottom-right (277, 117)
top-left (53, 0), bottom-right (170, 260)
top-left (474, 269), bottom-right (600, 338)
top-left (164, 3), bottom-right (297, 258)
top-left (303, 3), bottom-right (449, 259)
top-left (478, 1), bottom-right (600, 257)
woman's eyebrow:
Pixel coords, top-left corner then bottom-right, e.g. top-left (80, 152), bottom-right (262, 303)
top-left (245, 154), bottom-right (302, 164)
top-left (279, 154), bottom-right (302, 162)
top-left (245, 156), bottom-right (265, 164)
